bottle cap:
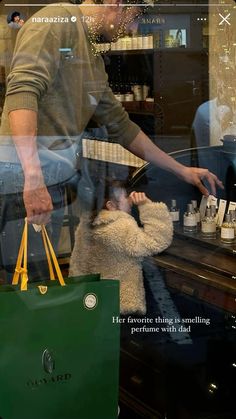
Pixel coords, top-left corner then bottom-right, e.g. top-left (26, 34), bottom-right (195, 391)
top-left (171, 199), bottom-right (177, 207)
top-left (187, 203), bottom-right (193, 213)
top-left (191, 200), bottom-right (197, 208)
top-left (225, 213), bottom-right (231, 223)
top-left (210, 204), bottom-right (216, 216)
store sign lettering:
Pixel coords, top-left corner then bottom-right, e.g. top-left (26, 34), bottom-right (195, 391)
top-left (141, 17), bottom-right (165, 25)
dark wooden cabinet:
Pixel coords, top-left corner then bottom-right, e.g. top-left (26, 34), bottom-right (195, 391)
top-left (104, 48), bottom-right (208, 137)
top-left (119, 252), bottom-right (236, 419)
top-left (120, 348), bottom-right (165, 419)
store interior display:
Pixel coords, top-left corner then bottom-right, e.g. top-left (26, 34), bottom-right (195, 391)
top-left (170, 195), bottom-right (236, 246)
top-left (129, 144), bottom-right (236, 418)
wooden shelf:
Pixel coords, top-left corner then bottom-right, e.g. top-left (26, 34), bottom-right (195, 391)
top-left (105, 47), bottom-right (206, 56)
top-left (122, 101), bottom-right (155, 114)
top-left (125, 110), bottom-right (155, 116)
top-left (105, 49), bottom-right (154, 56)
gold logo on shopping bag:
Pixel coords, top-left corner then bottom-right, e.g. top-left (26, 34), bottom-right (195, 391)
top-left (38, 285), bottom-right (48, 295)
top-left (42, 349), bottom-right (55, 374)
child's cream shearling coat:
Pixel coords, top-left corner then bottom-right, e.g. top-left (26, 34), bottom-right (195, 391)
top-left (69, 202), bottom-right (173, 314)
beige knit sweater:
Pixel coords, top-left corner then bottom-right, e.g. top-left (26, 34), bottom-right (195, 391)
top-left (0, 3), bottom-right (140, 162)
top-left (69, 202), bottom-right (173, 315)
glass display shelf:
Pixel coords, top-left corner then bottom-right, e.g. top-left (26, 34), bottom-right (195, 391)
top-left (174, 224), bottom-right (236, 256)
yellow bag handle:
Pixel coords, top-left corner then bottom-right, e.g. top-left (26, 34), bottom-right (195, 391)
top-left (12, 219), bottom-right (66, 291)
top-left (12, 219), bottom-right (29, 290)
top-left (41, 225), bottom-right (65, 287)
top-left (41, 225), bottom-right (56, 281)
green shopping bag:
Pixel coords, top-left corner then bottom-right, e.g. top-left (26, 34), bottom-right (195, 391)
top-left (0, 220), bottom-right (120, 419)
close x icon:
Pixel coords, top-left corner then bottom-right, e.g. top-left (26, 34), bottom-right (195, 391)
top-left (219, 13), bottom-right (231, 26)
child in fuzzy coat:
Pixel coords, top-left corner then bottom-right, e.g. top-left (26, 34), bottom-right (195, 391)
top-left (69, 180), bottom-right (173, 315)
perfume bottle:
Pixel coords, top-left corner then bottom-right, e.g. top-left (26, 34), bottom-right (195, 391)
top-left (220, 214), bottom-right (235, 243)
top-left (201, 208), bottom-right (216, 238)
top-left (183, 203), bottom-right (197, 233)
top-left (210, 204), bottom-right (219, 229)
top-left (210, 204), bottom-right (217, 218)
top-left (229, 209), bottom-right (236, 233)
top-left (169, 199), bottom-right (179, 222)
top-left (191, 200), bottom-right (201, 226)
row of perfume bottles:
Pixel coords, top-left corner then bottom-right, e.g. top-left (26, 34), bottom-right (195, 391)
top-left (113, 85), bottom-right (151, 102)
top-left (169, 200), bottom-right (236, 243)
top-left (109, 77), bottom-right (153, 102)
top-left (95, 34), bottom-right (155, 53)
top-left (110, 76), bottom-right (151, 94)
top-left (111, 34), bottom-right (154, 51)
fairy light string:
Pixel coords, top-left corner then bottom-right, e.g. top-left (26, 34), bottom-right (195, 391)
top-left (74, 0), bottom-right (152, 55)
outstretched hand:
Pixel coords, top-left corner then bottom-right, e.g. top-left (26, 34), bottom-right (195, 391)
top-left (179, 167), bottom-right (224, 196)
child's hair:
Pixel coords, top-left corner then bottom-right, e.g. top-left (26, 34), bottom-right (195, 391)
top-left (77, 160), bottom-right (131, 222)
top-left (90, 177), bottom-right (129, 223)
top-left (11, 12), bottom-right (20, 22)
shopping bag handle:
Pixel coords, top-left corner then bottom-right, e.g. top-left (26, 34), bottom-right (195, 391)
top-left (12, 219), bottom-right (29, 291)
top-left (41, 225), bottom-right (65, 287)
top-left (12, 219), bottom-right (66, 291)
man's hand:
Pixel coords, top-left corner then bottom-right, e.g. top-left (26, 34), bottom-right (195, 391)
top-left (128, 131), bottom-right (224, 197)
top-left (179, 167), bottom-right (224, 196)
top-left (24, 171), bottom-right (53, 224)
top-left (23, 184), bottom-right (53, 225)
top-left (130, 191), bottom-right (151, 206)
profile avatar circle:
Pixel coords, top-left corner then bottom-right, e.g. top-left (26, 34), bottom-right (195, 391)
top-left (7, 11), bottom-right (25, 29)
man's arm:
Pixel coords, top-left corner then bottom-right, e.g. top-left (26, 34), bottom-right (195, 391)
top-left (5, 8), bottom-right (71, 224)
top-left (127, 130), bottom-right (223, 196)
top-left (9, 109), bottom-right (53, 225)
top-left (94, 80), bottom-right (223, 196)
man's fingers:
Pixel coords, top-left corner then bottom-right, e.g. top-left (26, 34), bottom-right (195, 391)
top-left (195, 178), bottom-right (209, 197)
top-left (216, 178), bottom-right (224, 189)
top-left (182, 167), bottom-right (223, 196)
top-left (26, 205), bottom-right (34, 222)
top-left (202, 171), bottom-right (223, 196)
top-left (24, 186), bottom-right (53, 220)
top-left (27, 212), bottom-right (51, 225)
top-left (205, 174), bottom-right (216, 196)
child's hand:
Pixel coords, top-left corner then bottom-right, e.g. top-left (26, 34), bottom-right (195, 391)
top-left (129, 191), bottom-right (152, 206)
